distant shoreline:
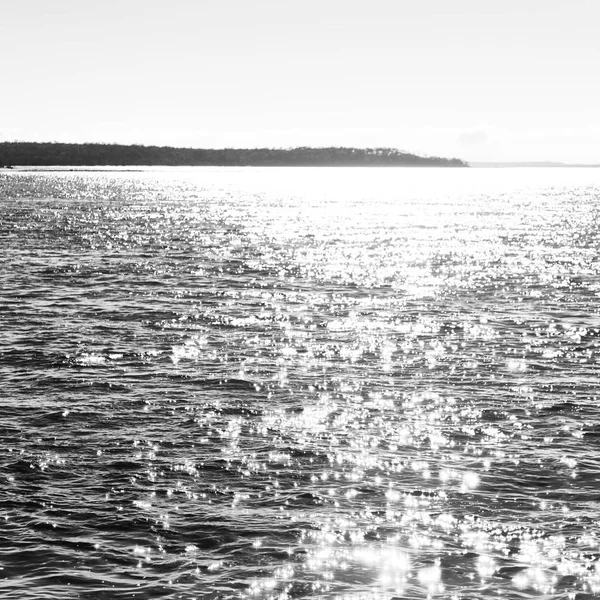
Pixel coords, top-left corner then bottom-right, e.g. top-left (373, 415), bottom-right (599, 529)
top-left (471, 161), bottom-right (600, 168)
top-left (0, 142), bottom-right (468, 168)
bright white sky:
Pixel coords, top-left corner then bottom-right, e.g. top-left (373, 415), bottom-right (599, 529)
top-left (1, 0), bottom-right (598, 163)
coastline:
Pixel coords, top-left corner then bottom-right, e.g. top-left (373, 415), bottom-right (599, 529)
top-left (0, 142), bottom-right (468, 168)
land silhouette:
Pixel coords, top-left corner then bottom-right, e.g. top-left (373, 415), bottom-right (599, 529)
top-left (0, 142), bottom-right (468, 168)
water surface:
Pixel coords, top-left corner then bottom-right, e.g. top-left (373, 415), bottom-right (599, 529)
top-left (1, 167), bottom-right (600, 599)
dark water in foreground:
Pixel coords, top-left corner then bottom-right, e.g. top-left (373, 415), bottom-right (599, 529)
top-left (1, 167), bottom-right (600, 600)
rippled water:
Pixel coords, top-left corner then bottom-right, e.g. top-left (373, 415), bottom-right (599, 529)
top-left (1, 167), bottom-right (600, 599)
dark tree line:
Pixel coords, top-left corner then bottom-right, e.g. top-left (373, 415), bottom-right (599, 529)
top-left (0, 142), bottom-right (468, 167)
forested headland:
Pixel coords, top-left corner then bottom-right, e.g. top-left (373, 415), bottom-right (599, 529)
top-left (0, 142), bottom-right (468, 167)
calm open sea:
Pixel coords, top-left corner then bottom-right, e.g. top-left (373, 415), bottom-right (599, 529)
top-left (1, 167), bottom-right (600, 600)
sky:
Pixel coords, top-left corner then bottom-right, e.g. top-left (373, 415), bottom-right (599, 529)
top-left (1, 0), bottom-right (599, 163)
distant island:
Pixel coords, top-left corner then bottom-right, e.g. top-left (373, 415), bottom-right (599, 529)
top-left (0, 142), bottom-right (468, 168)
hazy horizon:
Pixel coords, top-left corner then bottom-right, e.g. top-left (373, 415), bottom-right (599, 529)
top-left (1, 0), bottom-right (599, 164)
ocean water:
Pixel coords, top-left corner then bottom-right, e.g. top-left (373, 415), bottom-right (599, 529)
top-left (1, 166), bottom-right (600, 600)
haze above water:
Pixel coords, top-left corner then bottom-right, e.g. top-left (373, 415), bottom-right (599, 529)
top-left (1, 167), bottom-right (600, 599)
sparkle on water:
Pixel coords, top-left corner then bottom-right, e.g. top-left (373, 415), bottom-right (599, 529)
top-left (1, 167), bottom-right (600, 599)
